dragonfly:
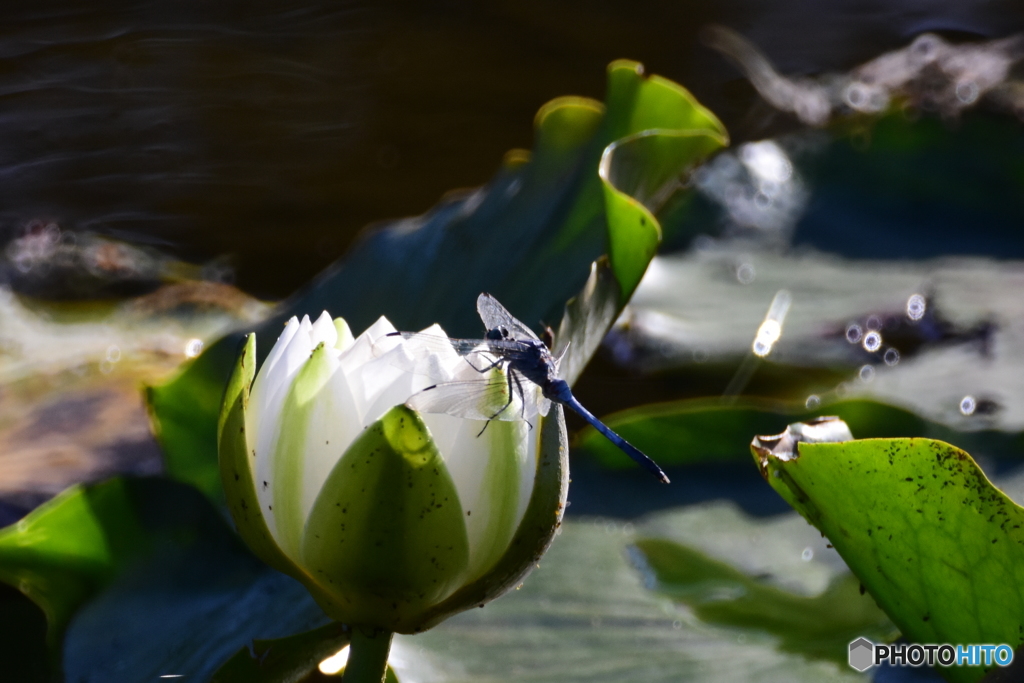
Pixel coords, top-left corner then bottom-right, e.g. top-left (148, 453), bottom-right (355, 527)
top-left (389, 293), bottom-right (670, 484)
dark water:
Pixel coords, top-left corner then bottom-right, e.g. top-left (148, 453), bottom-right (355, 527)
top-left (0, 1), bottom-right (1022, 298)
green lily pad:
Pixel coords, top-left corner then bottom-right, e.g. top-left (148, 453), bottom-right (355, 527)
top-left (0, 477), bottom-right (165, 656)
top-left (577, 396), bottom-right (1021, 471)
top-left (302, 60), bottom-right (725, 338)
top-left (148, 60), bottom-right (727, 501)
top-left (146, 337), bottom-right (243, 501)
top-left (552, 258), bottom-right (621, 387)
top-left (0, 477), bottom-right (331, 680)
top-left (753, 435), bottom-right (1024, 683)
top-left (2, 476), bottom-right (888, 681)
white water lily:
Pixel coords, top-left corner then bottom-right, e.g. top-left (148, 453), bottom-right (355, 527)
top-left (218, 311), bottom-right (567, 633)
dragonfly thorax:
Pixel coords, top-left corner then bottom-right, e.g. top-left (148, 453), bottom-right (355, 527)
top-left (500, 338), bottom-right (559, 388)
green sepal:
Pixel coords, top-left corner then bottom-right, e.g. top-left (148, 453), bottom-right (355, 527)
top-left (218, 333), bottom-right (304, 579)
top-left (416, 404), bottom-right (569, 632)
top-left (300, 405), bottom-right (470, 632)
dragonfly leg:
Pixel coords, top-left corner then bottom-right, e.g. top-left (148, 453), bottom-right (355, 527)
top-left (463, 353), bottom-right (505, 374)
top-left (475, 368), bottom-right (519, 437)
top-left (510, 371), bottom-right (534, 430)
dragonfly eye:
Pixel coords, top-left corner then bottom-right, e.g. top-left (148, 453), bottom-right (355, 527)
top-left (485, 326), bottom-right (511, 341)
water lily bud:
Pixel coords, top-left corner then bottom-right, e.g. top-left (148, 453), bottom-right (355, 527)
top-left (218, 312), bottom-right (568, 633)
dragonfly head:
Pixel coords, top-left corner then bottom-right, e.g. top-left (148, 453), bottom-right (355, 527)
top-left (485, 325), bottom-right (511, 341)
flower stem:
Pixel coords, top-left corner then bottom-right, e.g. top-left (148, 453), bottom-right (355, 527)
top-left (343, 627), bottom-right (393, 683)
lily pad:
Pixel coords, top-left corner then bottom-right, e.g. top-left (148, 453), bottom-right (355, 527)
top-left (1, 474), bottom-right (890, 681)
top-left (0, 477), bottom-right (331, 681)
top-left (753, 435), bottom-right (1024, 683)
top-left (577, 397), bottom-right (1022, 471)
top-left (148, 60), bottom-right (727, 501)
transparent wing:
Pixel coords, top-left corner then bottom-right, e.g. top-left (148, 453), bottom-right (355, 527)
top-left (370, 333), bottom-right (498, 384)
top-left (378, 331), bottom-right (492, 357)
top-left (378, 331), bottom-right (535, 364)
top-left (477, 293), bottom-right (540, 341)
top-left (407, 370), bottom-right (546, 422)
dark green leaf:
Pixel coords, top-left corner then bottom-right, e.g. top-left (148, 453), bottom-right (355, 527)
top-left (294, 60), bottom-right (725, 338)
top-left (0, 477), bottom-right (163, 655)
top-left (146, 337), bottom-right (241, 502)
top-left (0, 477), bottom-right (330, 680)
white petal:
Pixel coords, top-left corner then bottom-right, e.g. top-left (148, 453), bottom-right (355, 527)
top-left (426, 413), bottom-right (537, 581)
top-left (254, 317), bottom-right (301, 402)
top-left (339, 316), bottom-right (398, 375)
top-left (248, 317), bottom-right (315, 547)
top-left (343, 319), bottom-right (459, 426)
top-left (418, 411), bottom-right (460, 459)
top-left (356, 348), bottom-right (437, 427)
top-left (295, 352), bottom-right (362, 532)
top-left (257, 322), bottom-right (314, 435)
top-left (310, 311), bottom-right (338, 349)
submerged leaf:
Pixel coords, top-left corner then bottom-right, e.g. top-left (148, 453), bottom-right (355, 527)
top-left (210, 622), bottom-right (349, 683)
top-left (633, 538), bottom-right (894, 665)
top-left (407, 504), bottom-right (870, 682)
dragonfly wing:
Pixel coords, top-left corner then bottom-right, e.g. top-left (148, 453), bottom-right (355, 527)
top-left (372, 332), bottom-right (504, 383)
top-left (477, 293), bottom-right (540, 341)
top-left (377, 331), bottom-right (493, 358)
top-left (406, 376), bottom-right (525, 422)
top-left (382, 332), bottom-right (537, 363)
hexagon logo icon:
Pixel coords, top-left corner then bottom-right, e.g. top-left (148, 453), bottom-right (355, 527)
top-left (849, 637), bottom-right (875, 672)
